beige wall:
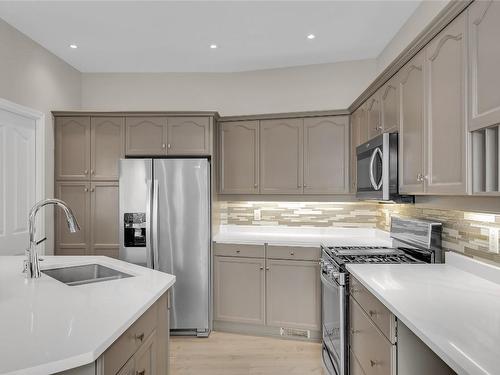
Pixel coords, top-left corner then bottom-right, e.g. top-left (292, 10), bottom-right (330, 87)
top-left (81, 59), bottom-right (377, 115)
top-left (376, 0), bottom-right (450, 73)
top-left (0, 18), bottom-right (81, 254)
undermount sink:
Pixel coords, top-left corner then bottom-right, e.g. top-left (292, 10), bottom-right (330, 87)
top-left (42, 264), bottom-right (133, 286)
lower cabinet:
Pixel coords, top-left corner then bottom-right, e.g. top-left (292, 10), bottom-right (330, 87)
top-left (213, 242), bottom-right (321, 338)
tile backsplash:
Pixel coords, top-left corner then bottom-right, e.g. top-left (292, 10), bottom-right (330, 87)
top-left (219, 201), bottom-right (500, 264)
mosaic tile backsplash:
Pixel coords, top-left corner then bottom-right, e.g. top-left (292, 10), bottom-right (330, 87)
top-left (219, 201), bottom-right (500, 264)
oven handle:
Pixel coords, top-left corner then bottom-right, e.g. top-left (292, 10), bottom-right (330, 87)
top-left (321, 272), bottom-right (342, 291)
top-left (369, 147), bottom-right (383, 190)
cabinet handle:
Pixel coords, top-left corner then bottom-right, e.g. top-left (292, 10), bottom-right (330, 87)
top-left (135, 332), bottom-right (145, 342)
top-left (167, 143), bottom-right (171, 149)
top-left (290, 252), bottom-right (294, 256)
top-left (254, 184), bottom-right (258, 188)
top-left (84, 188), bottom-right (88, 192)
top-left (370, 360), bottom-right (379, 367)
top-left (136, 371), bottom-right (145, 375)
top-left (90, 188), bottom-right (95, 192)
top-left (260, 266), bottom-right (264, 270)
top-left (91, 169), bottom-right (95, 175)
top-left (369, 310), bottom-right (378, 317)
top-left (350, 328), bottom-right (360, 335)
top-left (266, 267), bottom-right (270, 271)
top-left (162, 143), bottom-right (166, 149)
top-left (84, 169), bottom-right (88, 175)
top-left (351, 288), bottom-right (361, 294)
top-left (417, 173), bottom-right (423, 182)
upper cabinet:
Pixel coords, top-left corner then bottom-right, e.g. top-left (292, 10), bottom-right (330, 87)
top-left (380, 74), bottom-right (400, 134)
top-left (55, 117), bottom-right (91, 180)
top-left (350, 110), bottom-right (361, 192)
top-left (260, 119), bottom-right (304, 194)
top-left (91, 117), bottom-right (125, 180)
top-left (399, 51), bottom-right (425, 194)
top-left (125, 117), bottom-right (168, 156)
top-left (366, 92), bottom-right (382, 139)
top-left (219, 121), bottom-right (259, 194)
top-left (304, 116), bottom-right (349, 194)
top-left (166, 117), bottom-right (211, 155)
top-left (425, 12), bottom-right (467, 194)
top-left (468, 0), bottom-right (500, 131)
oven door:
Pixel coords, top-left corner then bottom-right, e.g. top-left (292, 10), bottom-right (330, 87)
top-left (321, 271), bottom-right (346, 375)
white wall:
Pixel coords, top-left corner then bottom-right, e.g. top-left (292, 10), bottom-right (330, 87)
top-left (81, 59), bottom-right (378, 115)
top-left (0, 18), bottom-right (81, 254)
top-left (376, 0), bottom-right (450, 73)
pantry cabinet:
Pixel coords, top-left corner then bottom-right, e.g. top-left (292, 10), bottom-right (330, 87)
top-left (90, 182), bottom-right (119, 258)
top-left (468, 0), bottom-right (500, 131)
top-left (125, 117), bottom-right (167, 156)
top-left (260, 118), bottom-right (304, 194)
top-left (55, 117), bottom-right (91, 180)
top-left (303, 116), bottom-right (350, 194)
top-left (219, 121), bottom-right (259, 194)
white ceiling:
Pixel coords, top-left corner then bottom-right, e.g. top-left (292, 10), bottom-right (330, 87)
top-left (0, 1), bottom-right (421, 73)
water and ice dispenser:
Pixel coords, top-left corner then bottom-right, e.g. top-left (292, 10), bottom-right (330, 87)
top-left (123, 213), bottom-right (147, 247)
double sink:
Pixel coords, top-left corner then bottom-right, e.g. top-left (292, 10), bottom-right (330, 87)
top-left (42, 264), bottom-right (133, 286)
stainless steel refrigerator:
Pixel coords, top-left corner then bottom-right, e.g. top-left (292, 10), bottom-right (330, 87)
top-left (119, 158), bottom-right (210, 337)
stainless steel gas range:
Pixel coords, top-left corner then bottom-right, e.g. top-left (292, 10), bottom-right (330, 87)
top-left (320, 216), bottom-right (443, 375)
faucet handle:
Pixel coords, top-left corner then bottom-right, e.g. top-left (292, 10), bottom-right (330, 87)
top-left (35, 237), bottom-right (47, 246)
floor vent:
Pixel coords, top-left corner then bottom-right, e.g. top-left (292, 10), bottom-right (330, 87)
top-left (280, 327), bottom-right (310, 338)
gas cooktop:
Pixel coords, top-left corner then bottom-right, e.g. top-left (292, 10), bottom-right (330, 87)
top-left (323, 245), bottom-right (421, 266)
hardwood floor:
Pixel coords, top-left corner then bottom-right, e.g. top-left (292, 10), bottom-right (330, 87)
top-left (170, 331), bottom-right (324, 375)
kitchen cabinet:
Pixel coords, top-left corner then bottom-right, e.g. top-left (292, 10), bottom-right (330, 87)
top-left (358, 105), bottom-right (369, 145)
top-left (90, 182), bottom-right (119, 259)
top-left (219, 121), bottom-right (259, 194)
top-left (90, 117), bottom-right (125, 181)
top-left (214, 256), bottom-right (266, 325)
top-left (265, 259), bottom-right (320, 331)
top-left (303, 116), bottom-right (350, 194)
top-left (425, 12), bottom-right (467, 194)
top-left (380, 75), bottom-right (400, 133)
top-left (399, 51), bottom-right (425, 194)
top-left (55, 117), bottom-right (91, 180)
top-left (366, 92), bottom-right (382, 139)
top-left (350, 111), bottom-right (360, 192)
top-left (468, 0), bottom-right (500, 131)
top-left (125, 117), bottom-right (167, 156)
top-left (260, 118), bottom-right (304, 194)
top-left (166, 116), bottom-right (211, 155)
top-left (55, 181), bottom-right (90, 256)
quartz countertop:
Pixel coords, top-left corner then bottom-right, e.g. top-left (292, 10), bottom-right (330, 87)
top-left (0, 256), bottom-right (175, 375)
top-left (347, 252), bottom-right (500, 375)
top-left (213, 225), bottom-right (392, 247)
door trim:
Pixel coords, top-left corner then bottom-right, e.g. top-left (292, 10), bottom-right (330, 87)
top-left (0, 97), bottom-right (46, 253)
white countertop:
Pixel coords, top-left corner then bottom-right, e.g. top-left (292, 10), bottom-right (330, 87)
top-left (214, 225), bottom-right (392, 247)
top-left (0, 256), bottom-right (175, 375)
top-left (347, 252), bottom-right (500, 375)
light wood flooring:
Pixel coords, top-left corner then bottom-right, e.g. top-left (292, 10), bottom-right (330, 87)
top-left (170, 331), bottom-right (324, 375)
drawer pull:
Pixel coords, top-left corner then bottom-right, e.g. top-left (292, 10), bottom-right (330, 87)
top-left (350, 328), bottom-right (360, 335)
top-left (369, 310), bottom-right (378, 317)
top-left (370, 360), bottom-right (380, 367)
top-left (351, 288), bottom-right (361, 294)
top-left (290, 252), bottom-right (294, 256)
top-left (135, 333), bottom-right (145, 342)
top-left (136, 371), bottom-right (145, 375)
top-left (236, 250), bottom-right (240, 254)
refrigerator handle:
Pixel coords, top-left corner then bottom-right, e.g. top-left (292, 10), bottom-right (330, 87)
top-left (152, 179), bottom-right (159, 270)
top-left (145, 180), bottom-right (153, 269)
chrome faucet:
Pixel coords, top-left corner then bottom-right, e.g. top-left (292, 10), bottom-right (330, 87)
top-left (25, 199), bottom-right (80, 278)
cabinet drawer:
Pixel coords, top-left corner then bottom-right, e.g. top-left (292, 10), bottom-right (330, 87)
top-left (266, 245), bottom-right (320, 260)
top-left (214, 242), bottom-right (265, 258)
top-left (350, 297), bottom-right (396, 375)
top-left (103, 301), bottom-right (158, 375)
top-left (350, 276), bottom-right (395, 342)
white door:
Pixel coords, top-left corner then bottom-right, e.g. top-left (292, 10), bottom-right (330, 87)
top-left (0, 108), bottom-right (37, 254)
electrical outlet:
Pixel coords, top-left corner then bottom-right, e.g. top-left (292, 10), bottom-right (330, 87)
top-left (489, 228), bottom-right (499, 253)
top-left (254, 209), bottom-right (261, 221)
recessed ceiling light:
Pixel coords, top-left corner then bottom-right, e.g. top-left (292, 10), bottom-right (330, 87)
top-left (210, 44), bottom-right (218, 49)
top-left (307, 34), bottom-right (316, 40)
top-left (69, 44), bottom-right (78, 49)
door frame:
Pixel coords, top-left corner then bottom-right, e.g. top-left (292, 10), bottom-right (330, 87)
top-left (0, 97), bottom-right (46, 252)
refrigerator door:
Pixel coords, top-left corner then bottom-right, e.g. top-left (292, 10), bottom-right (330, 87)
top-left (154, 159), bottom-right (210, 334)
top-left (119, 159), bottom-right (153, 268)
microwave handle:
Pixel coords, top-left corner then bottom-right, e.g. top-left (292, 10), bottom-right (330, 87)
top-left (369, 147), bottom-right (383, 190)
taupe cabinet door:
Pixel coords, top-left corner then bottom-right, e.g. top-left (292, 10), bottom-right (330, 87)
top-left (55, 181), bottom-right (90, 255)
top-left (381, 75), bottom-right (400, 133)
top-left (133, 331), bottom-right (157, 375)
top-left (167, 116), bottom-right (211, 155)
top-left (358, 105), bottom-right (369, 145)
top-left (219, 121), bottom-right (259, 194)
top-left (125, 117), bottom-right (167, 156)
top-left (425, 13), bottom-right (467, 194)
top-left (260, 119), bottom-right (303, 194)
top-left (468, 0), bottom-right (500, 131)
top-left (399, 51), bottom-right (425, 194)
top-left (304, 116), bottom-right (349, 194)
top-left (265, 259), bottom-right (321, 331)
top-left (366, 92), bottom-right (382, 139)
top-left (91, 117), bottom-right (124, 180)
top-left (55, 117), bottom-right (90, 180)
top-left (350, 111), bottom-right (360, 192)
top-left (214, 256), bottom-right (266, 325)
top-left (90, 182), bottom-right (119, 258)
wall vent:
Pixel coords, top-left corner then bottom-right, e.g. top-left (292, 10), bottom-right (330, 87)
top-left (280, 327), bottom-right (310, 338)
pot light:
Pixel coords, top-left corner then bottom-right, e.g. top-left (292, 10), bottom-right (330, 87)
top-left (210, 44), bottom-right (218, 49)
top-left (307, 34), bottom-right (316, 40)
top-left (69, 44), bottom-right (78, 49)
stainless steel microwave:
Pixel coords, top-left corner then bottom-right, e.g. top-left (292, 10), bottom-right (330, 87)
top-left (356, 133), bottom-right (403, 201)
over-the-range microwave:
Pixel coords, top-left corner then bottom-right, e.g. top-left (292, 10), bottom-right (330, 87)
top-left (356, 132), bottom-right (413, 202)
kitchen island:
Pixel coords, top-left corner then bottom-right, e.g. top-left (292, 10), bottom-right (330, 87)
top-left (0, 256), bottom-right (175, 375)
